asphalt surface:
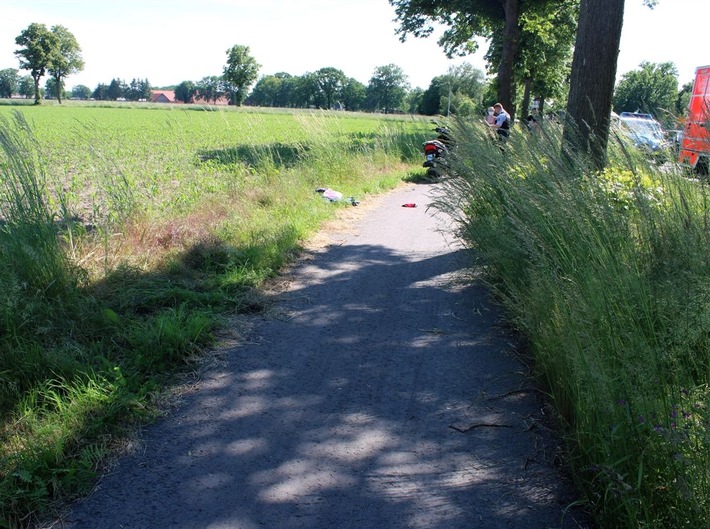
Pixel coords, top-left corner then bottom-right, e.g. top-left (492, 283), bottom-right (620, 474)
top-left (55, 182), bottom-right (590, 529)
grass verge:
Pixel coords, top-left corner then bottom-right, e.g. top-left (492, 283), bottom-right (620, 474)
top-left (435, 118), bottom-right (710, 528)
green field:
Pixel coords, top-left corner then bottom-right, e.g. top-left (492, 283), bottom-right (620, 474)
top-left (0, 103), bottom-right (434, 528)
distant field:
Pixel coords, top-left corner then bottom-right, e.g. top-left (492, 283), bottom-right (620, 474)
top-left (0, 103), bottom-right (431, 223)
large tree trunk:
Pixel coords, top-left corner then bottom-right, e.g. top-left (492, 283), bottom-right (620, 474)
top-left (521, 76), bottom-right (532, 118)
top-left (32, 74), bottom-right (41, 105)
top-left (55, 74), bottom-right (63, 104)
top-left (563, 0), bottom-right (625, 170)
top-left (497, 0), bottom-right (521, 120)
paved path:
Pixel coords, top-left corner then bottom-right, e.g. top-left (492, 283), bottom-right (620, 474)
top-left (58, 183), bottom-right (589, 529)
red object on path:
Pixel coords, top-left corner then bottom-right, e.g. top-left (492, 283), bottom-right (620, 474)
top-left (402, 203), bottom-right (417, 208)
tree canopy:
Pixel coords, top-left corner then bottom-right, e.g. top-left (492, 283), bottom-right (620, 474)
top-left (0, 68), bottom-right (19, 99)
top-left (14, 23), bottom-right (58, 104)
top-left (419, 62), bottom-right (485, 116)
top-left (14, 23), bottom-right (83, 104)
top-left (312, 67), bottom-right (347, 109)
top-left (47, 25), bottom-right (84, 104)
top-left (71, 84), bottom-right (91, 100)
top-left (367, 64), bottom-right (410, 113)
top-left (389, 0), bottom-right (552, 117)
top-left (196, 76), bottom-right (225, 104)
top-left (486, 0), bottom-right (577, 117)
top-left (613, 61), bottom-right (679, 125)
top-left (175, 80), bottom-right (197, 104)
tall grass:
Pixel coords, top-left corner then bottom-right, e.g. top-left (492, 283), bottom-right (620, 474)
top-left (0, 105), bottom-right (429, 528)
top-left (436, 119), bottom-right (710, 527)
top-left (0, 112), bottom-right (78, 301)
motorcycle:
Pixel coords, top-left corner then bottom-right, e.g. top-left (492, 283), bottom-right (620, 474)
top-left (422, 126), bottom-right (453, 178)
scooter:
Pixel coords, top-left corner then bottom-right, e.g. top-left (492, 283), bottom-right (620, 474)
top-left (422, 126), bottom-right (453, 178)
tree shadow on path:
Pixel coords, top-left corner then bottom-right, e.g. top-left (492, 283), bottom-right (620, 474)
top-left (60, 199), bottom-right (590, 529)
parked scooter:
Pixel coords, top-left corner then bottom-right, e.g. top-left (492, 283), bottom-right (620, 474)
top-left (422, 126), bottom-right (453, 178)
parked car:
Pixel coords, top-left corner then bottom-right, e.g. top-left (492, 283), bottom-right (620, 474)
top-left (616, 112), bottom-right (670, 157)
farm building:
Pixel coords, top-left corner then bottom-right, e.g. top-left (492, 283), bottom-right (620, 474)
top-left (150, 90), bottom-right (176, 103)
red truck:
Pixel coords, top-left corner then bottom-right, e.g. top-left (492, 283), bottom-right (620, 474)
top-left (679, 65), bottom-right (710, 174)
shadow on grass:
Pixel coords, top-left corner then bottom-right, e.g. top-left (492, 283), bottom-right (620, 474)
top-left (198, 143), bottom-right (307, 169)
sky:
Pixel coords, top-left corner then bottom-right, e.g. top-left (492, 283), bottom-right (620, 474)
top-left (1, 0), bottom-right (708, 93)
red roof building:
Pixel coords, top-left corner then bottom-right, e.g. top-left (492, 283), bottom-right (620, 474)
top-left (150, 90), bottom-right (176, 103)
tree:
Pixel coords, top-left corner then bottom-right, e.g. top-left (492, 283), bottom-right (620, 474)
top-left (196, 76), bottom-right (224, 104)
top-left (390, 0), bottom-right (550, 118)
top-left (420, 76), bottom-right (447, 115)
top-left (175, 80), bottom-right (197, 103)
top-left (14, 22), bottom-right (58, 104)
top-left (444, 63), bottom-right (485, 115)
top-left (222, 44), bottom-right (260, 106)
top-left (274, 73), bottom-right (300, 108)
top-left (487, 0), bottom-right (577, 118)
top-left (44, 76), bottom-right (65, 100)
top-left (563, 0), bottom-right (625, 169)
top-left (107, 78), bottom-right (123, 100)
top-left (18, 75), bottom-right (35, 98)
top-left (613, 61), bottom-right (678, 124)
top-left (419, 63), bottom-right (484, 116)
top-left (0, 68), bottom-right (19, 98)
top-left (564, 0), bottom-right (657, 169)
top-left (313, 67), bottom-right (347, 109)
top-left (248, 74), bottom-right (285, 107)
top-left (125, 78), bottom-right (151, 101)
top-left (367, 64), bottom-right (410, 114)
top-left (407, 87), bottom-right (425, 114)
top-left (248, 73), bottom-right (301, 107)
top-left (676, 81), bottom-right (692, 116)
top-left (340, 77), bottom-right (367, 111)
top-left (71, 84), bottom-right (92, 100)
top-left (299, 74), bottom-right (318, 108)
top-left (92, 83), bottom-right (109, 100)
top-left (47, 25), bottom-right (84, 104)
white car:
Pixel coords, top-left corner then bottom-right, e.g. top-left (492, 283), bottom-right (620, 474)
top-left (615, 112), bottom-right (670, 154)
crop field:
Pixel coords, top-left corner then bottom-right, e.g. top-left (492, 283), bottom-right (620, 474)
top-left (0, 103), bottom-right (436, 273)
top-left (0, 102), bottom-right (434, 527)
top-left (1, 104), bottom-right (428, 217)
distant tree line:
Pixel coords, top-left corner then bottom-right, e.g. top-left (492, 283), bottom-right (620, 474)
top-left (174, 63), bottom-right (417, 114)
top-left (91, 78), bottom-right (152, 101)
top-left (171, 62), bottom-right (488, 116)
top-left (1, 14), bottom-right (695, 129)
